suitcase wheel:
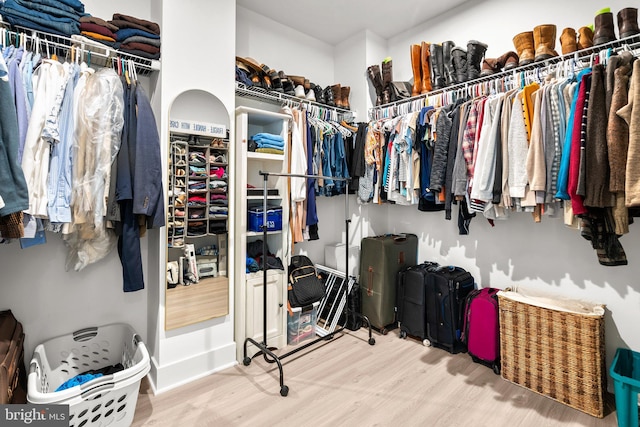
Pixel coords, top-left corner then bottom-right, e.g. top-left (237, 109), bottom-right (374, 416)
top-left (381, 327), bottom-right (389, 335)
top-left (422, 339), bottom-right (431, 347)
top-left (399, 330), bottom-right (407, 339)
top-left (492, 364), bottom-right (501, 375)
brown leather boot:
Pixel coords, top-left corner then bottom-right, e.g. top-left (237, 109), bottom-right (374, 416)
top-left (341, 86), bottom-right (350, 110)
top-left (480, 58), bottom-right (499, 76)
top-left (420, 42), bottom-right (432, 94)
top-left (331, 84), bottom-right (343, 108)
top-left (410, 44), bottom-right (422, 96)
top-left (381, 58), bottom-right (393, 89)
top-left (496, 51), bottom-right (519, 70)
top-left (618, 7), bottom-right (640, 39)
top-left (594, 9), bottom-right (616, 45)
top-left (560, 27), bottom-right (577, 55)
top-left (533, 24), bottom-right (558, 62)
top-left (577, 26), bottom-right (594, 50)
top-left (512, 31), bottom-right (535, 66)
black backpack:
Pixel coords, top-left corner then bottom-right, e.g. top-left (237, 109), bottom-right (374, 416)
top-left (288, 255), bottom-right (325, 308)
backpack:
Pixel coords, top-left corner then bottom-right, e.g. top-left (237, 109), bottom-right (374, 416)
top-left (288, 255), bottom-right (325, 308)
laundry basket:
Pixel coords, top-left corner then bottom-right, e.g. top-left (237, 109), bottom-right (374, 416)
top-left (27, 323), bottom-right (150, 427)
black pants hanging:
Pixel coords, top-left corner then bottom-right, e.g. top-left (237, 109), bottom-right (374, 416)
top-left (117, 199), bottom-right (145, 292)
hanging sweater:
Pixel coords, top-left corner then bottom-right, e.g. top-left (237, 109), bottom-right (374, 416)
top-left (617, 59), bottom-right (640, 206)
top-left (507, 91), bottom-right (529, 199)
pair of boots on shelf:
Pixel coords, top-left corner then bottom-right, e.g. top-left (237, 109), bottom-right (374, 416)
top-left (410, 40), bottom-right (489, 94)
top-left (513, 24), bottom-right (588, 66)
top-left (590, 7), bottom-right (640, 45)
top-left (367, 58), bottom-right (394, 106)
top-left (321, 84), bottom-right (351, 110)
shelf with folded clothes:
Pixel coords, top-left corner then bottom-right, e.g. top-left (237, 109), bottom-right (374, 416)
top-left (4, 24), bottom-right (160, 76)
top-left (235, 81), bottom-right (356, 122)
top-left (367, 32), bottom-right (640, 120)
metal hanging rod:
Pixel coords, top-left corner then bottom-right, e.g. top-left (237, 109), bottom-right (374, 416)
top-left (236, 81), bottom-right (357, 122)
top-left (1, 24), bottom-right (160, 76)
top-left (368, 32), bottom-right (640, 120)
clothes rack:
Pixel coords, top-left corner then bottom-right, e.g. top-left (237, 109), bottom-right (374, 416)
top-left (242, 171), bottom-right (375, 397)
top-left (368, 32), bottom-right (640, 120)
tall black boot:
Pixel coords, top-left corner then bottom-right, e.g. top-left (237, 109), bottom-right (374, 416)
top-left (429, 44), bottom-right (445, 90)
top-left (366, 65), bottom-right (384, 106)
top-left (451, 46), bottom-right (467, 83)
top-left (466, 40), bottom-right (488, 81)
top-left (442, 41), bottom-right (456, 86)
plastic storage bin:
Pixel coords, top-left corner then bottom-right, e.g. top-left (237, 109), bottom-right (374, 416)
top-left (28, 323), bottom-right (150, 427)
top-left (610, 347), bottom-right (640, 427)
top-left (248, 206), bottom-right (282, 232)
top-left (287, 302), bottom-right (318, 345)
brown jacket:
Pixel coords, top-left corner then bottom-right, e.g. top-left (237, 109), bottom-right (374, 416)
top-left (617, 59), bottom-right (640, 206)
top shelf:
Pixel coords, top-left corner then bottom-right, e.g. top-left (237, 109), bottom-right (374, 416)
top-left (236, 82), bottom-right (356, 122)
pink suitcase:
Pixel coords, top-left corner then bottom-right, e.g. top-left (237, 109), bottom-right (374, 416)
top-left (462, 288), bottom-right (501, 374)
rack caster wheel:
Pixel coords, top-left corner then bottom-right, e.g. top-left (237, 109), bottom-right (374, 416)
top-left (422, 339), bottom-right (431, 347)
top-left (243, 357), bottom-right (251, 366)
top-left (399, 330), bottom-right (407, 339)
top-left (280, 385), bottom-right (289, 397)
top-left (368, 338), bottom-right (376, 346)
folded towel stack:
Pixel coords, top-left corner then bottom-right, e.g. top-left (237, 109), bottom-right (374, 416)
top-left (251, 132), bottom-right (285, 153)
top-left (109, 13), bottom-right (161, 60)
top-left (1, 0), bottom-right (85, 36)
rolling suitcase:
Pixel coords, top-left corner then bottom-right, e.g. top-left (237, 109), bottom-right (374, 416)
top-left (360, 234), bottom-right (418, 334)
top-left (462, 288), bottom-right (501, 374)
top-left (425, 266), bottom-right (475, 353)
top-left (0, 310), bottom-right (27, 404)
top-left (396, 262), bottom-right (439, 345)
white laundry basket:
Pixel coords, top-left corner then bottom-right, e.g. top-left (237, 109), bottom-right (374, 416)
top-left (27, 323), bottom-right (150, 427)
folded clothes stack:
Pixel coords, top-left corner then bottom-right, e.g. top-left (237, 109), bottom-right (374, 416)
top-left (79, 15), bottom-right (119, 48)
top-left (250, 132), bottom-right (285, 155)
top-left (0, 0), bottom-right (85, 36)
top-left (109, 13), bottom-right (161, 60)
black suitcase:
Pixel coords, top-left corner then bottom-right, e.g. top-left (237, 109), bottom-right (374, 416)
top-left (396, 262), bottom-right (439, 344)
top-left (425, 266), bottom-right (476, 353)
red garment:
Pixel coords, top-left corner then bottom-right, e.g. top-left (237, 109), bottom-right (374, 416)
top-left (568, 72), bottom-right (592, 216)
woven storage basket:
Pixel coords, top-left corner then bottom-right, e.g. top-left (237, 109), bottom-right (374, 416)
top-left (497, 289), bottom-right (606, 418)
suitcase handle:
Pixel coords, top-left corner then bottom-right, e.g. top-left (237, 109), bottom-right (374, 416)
top-left (367, 266), bottom-right (373, 296)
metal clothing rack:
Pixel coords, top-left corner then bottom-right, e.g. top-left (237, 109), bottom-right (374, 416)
top-left (0, 23), bottom-right (160, 75)
top-left (242, 171), bottom-right (375, 397)
top-left (368, 32), bottom-right (640, 120)
top-left (236, 81), bottom-right (357, 122)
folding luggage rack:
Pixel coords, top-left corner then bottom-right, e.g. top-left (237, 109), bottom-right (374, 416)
top-left (242, 171), bottom-right (375, 397)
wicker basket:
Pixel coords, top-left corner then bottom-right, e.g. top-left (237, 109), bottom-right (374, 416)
top-left (497, 289), bottom-right (606, 418)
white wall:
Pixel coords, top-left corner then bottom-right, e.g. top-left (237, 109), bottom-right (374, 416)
top-left (380, 0), bottom-right (640, 376)
top-left (236, 6), bottom-right (335, 89)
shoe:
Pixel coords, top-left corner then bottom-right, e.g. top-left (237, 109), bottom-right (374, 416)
top-left (577, 26), bottom-right (594, 50)
top-left (533, 24), bottom-right (559, 62)
top-left (324, 85), bottom-right (335, 107)
top-left (442, 40), bottom-right (456, 87)
top-left (420, 41), bottom-right (432, 93)
top-left (341, 86), bottom-right (350, 110)
top-left (451, 46), bottom-right (467, 83)
top-left (480, 58), bottom-right (499, 76)
top-left (429, 43), bottom-right (445, 89)
top-left (312, 84), bottom-right (325, 104)
top-left (410, 44), bottom-right (422, 96)
top-left (278, 71), bottom-right (295, 95)
top-left (294, 84), bottom-right (306, 98)
top-left (306, 88), bottom-right (316, 101)
top-left (331, 84), bottom-right (343, 108)
top-left (618, 7), bottom-right (640, 39)
top-left (594, 8), bottom-right (616, 45)
top-left (367, 64), bottom-right (384, 105)
top-left (496, 51), bottom-right (519, 70)
top-left (175, 209), bottom-right (185, 217)
top-left (175, 178), bottom-right (185, 187)
top-left (466, 40), bottom-right (488, 81)
top-left (269, 68), bottom-right (283, 92)
top-left (560, 27), bottom-right (577, 55)
top-left (381, 57), bottom-right (393, 89)
top-left (512, 31), bottom-right (535, 66)
top-left (175, 169), bottom-right (185, 176)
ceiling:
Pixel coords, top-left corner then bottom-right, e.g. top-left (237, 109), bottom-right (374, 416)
top-left (236, 0), bottom-right (471, 46)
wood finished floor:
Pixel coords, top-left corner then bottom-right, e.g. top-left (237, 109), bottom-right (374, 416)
top-left (131, 328), bottom-right (620, 427)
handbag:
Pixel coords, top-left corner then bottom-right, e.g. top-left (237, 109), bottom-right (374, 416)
top-left (288, 255), bottom-right (325, 308)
